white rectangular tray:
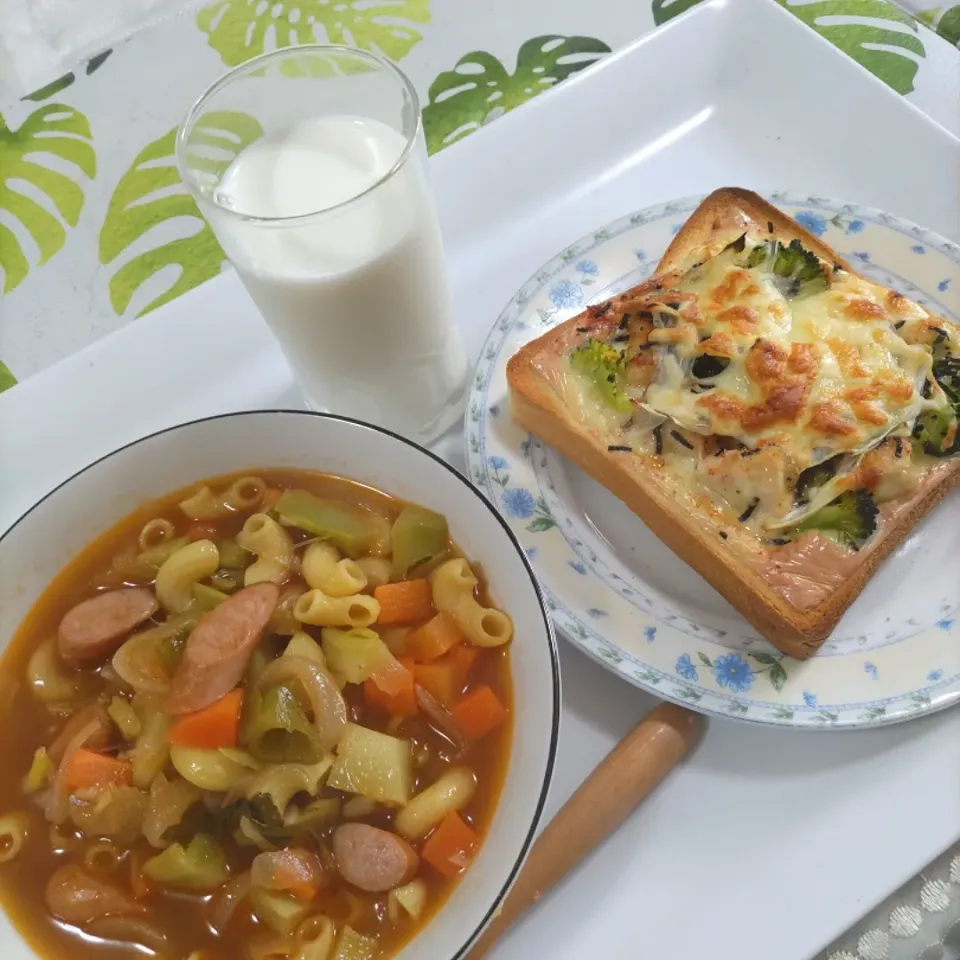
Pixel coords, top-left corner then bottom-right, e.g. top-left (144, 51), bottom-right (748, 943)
top-left (3, 1), bottom-right (959, 957)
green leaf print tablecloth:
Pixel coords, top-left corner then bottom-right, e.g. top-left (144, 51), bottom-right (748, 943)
top-left (1, 0), bottom-right (958, 392)
top-left (0, 1), bottom-right (958, 956)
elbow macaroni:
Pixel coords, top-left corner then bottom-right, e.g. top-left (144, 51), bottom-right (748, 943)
top-left (85, 842), bottom-right (122, 874)
top-left (293, 588), bottom-right (380, 629)
top-left (302, 542), bottom-right (368, 597)
top-left (155, 539), bottom-right (220, 613)
top-left (222, 477), bottom-right (265, 512)
top-left (394, 767), bottom-right (477, 840)
top-left (237, 513), bottom-right (294, 585)
top-left (293, 917), bottom-right (335, 960)
top-left (430, 559), bottom-right (513, 647)
top-left (0, 812), bottom-right (29, 863)
top-left (27, 638), bottom-right (84, 703)
top-left (178, 477), bottom-right (264, 520)
top-left (177, 486), bottom-right (222, 521)
top-left (169, 745), bottom-right (253, 792)
top-left (137, 518), bottom-right (176, 552)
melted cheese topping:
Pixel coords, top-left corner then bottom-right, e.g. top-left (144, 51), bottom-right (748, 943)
top-left (560, 230), bottom-right (957, 537)
top-left (643, 247), bottom-right (936, 472)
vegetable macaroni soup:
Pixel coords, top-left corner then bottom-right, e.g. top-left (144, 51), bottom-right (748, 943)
top-left (0, 470), bottom-right (513, 960)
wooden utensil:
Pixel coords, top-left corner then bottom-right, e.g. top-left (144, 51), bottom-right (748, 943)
top-left (465, 702), bottom-right (703, 960)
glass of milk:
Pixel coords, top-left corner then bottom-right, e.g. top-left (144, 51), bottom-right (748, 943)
top-left (176, 46), bottom-right (468, 444)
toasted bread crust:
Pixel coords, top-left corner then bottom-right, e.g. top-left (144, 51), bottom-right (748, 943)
top-left (506, 188), bottom-right (960, 658)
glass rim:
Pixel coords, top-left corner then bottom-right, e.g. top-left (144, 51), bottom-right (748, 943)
top-left (174, 44), bottom-right (423, 225)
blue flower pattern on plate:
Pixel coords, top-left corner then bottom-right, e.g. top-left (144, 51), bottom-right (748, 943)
top-left (549, 279), bottom-right (584, 309)
top-left (795, 211), bottom-right (827, 236)
top-left (466, 192), bottom-right (960, 728)
top-left (912, 244), bottom-right (926, 254)
top-left (501, 488), bottom-right (535, 519)
top-left (676, 654), bottom-right (698, 681)
top-left (713, 654), bottom-right (754, 693)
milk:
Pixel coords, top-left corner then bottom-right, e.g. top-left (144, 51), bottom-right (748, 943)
top-left (211, 115), bottom-right (467, 441)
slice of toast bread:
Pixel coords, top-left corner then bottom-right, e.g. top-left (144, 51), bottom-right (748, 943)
top-left (506, 188), bottom-right (959, 658)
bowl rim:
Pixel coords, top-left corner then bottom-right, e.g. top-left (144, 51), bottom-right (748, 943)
top-left (0, 408), bottom-right (561, 959)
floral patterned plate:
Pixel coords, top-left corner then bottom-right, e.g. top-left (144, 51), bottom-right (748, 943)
top-left (466, 193), bottom-right (960, 728)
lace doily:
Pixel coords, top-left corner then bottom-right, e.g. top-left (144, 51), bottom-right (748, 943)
top-left (817, 845), bottom-right (960, 960)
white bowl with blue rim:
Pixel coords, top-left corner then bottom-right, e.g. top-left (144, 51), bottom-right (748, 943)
top-left (467, 192), bottom-right (959, 729)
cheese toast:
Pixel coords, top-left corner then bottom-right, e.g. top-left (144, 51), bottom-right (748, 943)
top-left (506, 188), bottom-right (960, 658)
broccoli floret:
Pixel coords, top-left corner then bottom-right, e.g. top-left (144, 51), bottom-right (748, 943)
top-left (794, 455), bottom-right (840, 504)
top-left (746, 242), bottom-right (772, 269)
top-left (743, 238), bottom-right (828, 299)
top-left (913, 406), bottom-right (958, 457)
top-left (933, 356), bottom-right (960, 406)
top-left (569, 338), bottom-right (632, 415)
top-left (914, 356), bottom-right (960, 456)
top-left (780, 490), bottom-right (879, 551)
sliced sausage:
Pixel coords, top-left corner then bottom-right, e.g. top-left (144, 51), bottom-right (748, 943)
top-left (46, 865), bottom-right (146, 925)
top-left (165, 582), bottom-right (279, 715)
top-left (332, 823), bottom-right (419, 893)
top-left (48, 704), bottom-right (113, 765)
top-left (58, 588), bottom-right (159, 665)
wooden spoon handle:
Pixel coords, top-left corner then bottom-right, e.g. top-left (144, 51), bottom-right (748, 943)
top-left (465, 702), bottom-right (703, 960)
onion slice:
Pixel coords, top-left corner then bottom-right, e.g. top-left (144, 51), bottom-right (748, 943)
top-left (414, 684), bottom-right (467, 751)
top-left (258, 656), bottom-right (347, 751)
top-left (48, 718), bottom-right (105, 825)
top-left (209, 870), bottom-right (251, 935)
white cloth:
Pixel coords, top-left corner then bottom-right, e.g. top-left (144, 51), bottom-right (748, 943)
top-left (0, 0), bottom-right (204, 99)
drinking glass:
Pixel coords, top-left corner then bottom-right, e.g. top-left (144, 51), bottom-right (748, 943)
top-left (176, 46), bottom-right (468, 444)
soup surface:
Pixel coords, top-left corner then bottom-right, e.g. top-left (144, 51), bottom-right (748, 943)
top-left (0, 469), bottom-right (513, 959)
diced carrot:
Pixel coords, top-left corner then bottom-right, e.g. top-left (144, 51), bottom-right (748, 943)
top-left (446, 642), bottom-right (479, 678)
top-left (413, 662), bottom-right (459, 707)
top-left (413, 644), bottom-right (478, 707)
top-left (373, 579), bottom-right (435, 626)
top-left (422, 812), bottom-right (479, 878)
top-left (364, 659), bottom-right (418, 717)
top-left (60, 749), bottom-right (133, 792)
top-left (451, 685), bottom-right (508, 741)
top-left (406, 612), bottom-right (464, 661)
top-left (288, 881), bottom-right (319, 901)
top-left (275, 869), bottom-right (322, 902)
top-left (166, 689), bottom-right (244, 749)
